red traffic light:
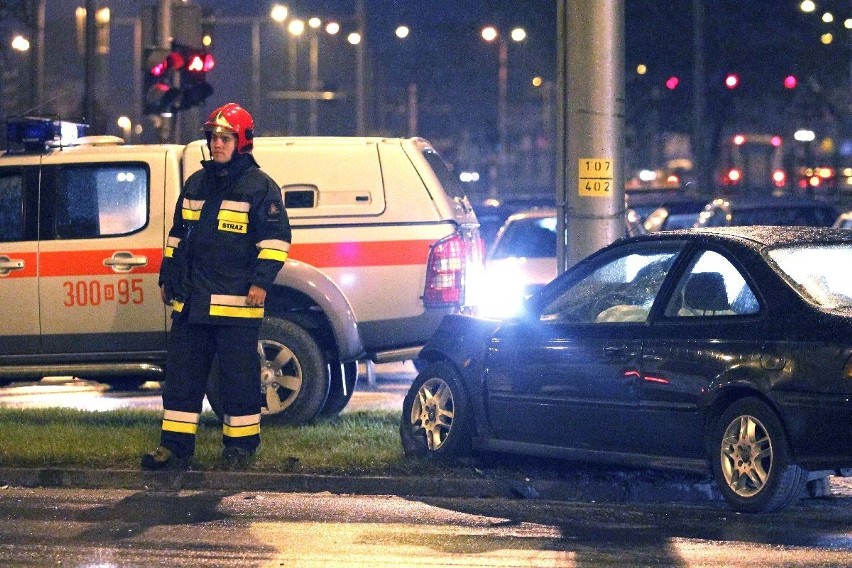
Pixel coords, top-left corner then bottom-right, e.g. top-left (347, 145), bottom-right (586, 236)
top-left (724, 73), bottom-right (740, 89)
top-left (186, 52), bottom-right (215, 73)
top-left (783, 75), bottom-right (797, 89)
top-left (665, 76), bottom-right (679, 90)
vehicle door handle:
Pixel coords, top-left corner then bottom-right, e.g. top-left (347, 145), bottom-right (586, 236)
top-left (603, 345), bottom-right (631, 357)
top-left (103, 251), bottom-right (148, 273)
top-left (0, 255), bottom-right (25, 276)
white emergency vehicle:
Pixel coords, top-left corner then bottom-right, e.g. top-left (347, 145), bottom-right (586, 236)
top-left (0, 117), bottom-right (483, 425)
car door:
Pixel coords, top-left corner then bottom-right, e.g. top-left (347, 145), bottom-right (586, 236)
top-left (483, 241), bottom-right (684, 452)
top-left (36, 151), bottom-right (169, 355)
top-left (0, 161), bottom-right (41, 356)
top-left (639, 246), bottom-right (764, 459)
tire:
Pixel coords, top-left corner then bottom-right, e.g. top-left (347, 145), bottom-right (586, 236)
top-left (399, 361), bottom-right (472, 460)
top-left (206, 317), bottom-right (330, 426)
top-left (317, 360), bottom-right (359, 419)
top-left (711, 397), bottom-right (807, 513)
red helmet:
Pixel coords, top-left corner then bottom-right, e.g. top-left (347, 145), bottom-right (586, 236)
top-left (204, 102), bottom-right (254, 154)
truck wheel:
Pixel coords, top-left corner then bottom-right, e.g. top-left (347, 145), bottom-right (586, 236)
top-left (207, 317), bottom-right (330, 426)
top-left (317, 360), bottom-right (359, 419)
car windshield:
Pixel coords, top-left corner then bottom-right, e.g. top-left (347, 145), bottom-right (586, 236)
top-left (768, 244), bottom-right (852, 309)
top-left (491, 216), bottom-right (557, 259)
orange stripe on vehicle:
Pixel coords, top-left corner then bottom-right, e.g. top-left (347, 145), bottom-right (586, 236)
top-left (39, 249), bottom-right (163, 277)
top-left (291, 240), bottom-right (434, 268)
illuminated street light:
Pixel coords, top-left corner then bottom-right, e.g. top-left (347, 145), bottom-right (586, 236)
top-left (326, 22), bottom-right (340, 35)
top-left (395, 25), bottom-right (410, 39)
top-left (11, 35), bottom-right (30, 51)
top-left (288, 19), bottom-right (305, 36)
top-left (480, 25), bottom-right (527, 198)
top-left (347, 32), bottom-right (361, 45)
top-left (308, 17), bottom-right (321, 29)
top-left (271, 5), bottom-right (289, 23)
top-left (799, 1), bottom-right (816, 13)
top-left (794, 129), bottom-right (815, 142)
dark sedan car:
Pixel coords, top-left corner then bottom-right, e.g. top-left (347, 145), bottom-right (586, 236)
top-left (401, 226), bottom-right (852, 513)
top-left (694, 195), bottom-right (838, 228)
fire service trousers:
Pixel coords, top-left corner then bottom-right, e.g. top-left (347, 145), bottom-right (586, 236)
top-left (158, 315), bottom-right (262, 457)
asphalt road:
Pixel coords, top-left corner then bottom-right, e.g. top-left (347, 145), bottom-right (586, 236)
top-left (3, 487), bottom-right (852, 567)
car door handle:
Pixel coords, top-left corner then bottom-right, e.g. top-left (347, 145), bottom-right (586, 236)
top-left (103, 251), bottom-right (148, 273)
top-left (0, 255), bottom-right (25, 275)
top-left (603, 345), bottom-right (632, 357)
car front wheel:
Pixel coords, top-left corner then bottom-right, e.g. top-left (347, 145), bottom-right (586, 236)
top-left (400, 361), bottom-right (472, 460)
top-left (711, 397), bottom-right (807, 513)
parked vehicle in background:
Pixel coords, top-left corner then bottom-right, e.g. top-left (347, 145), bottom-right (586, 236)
top-left (480, 208), bottom-right (557, 319)
top-left (402, 226), bottom-right (852, 513)
top-left (642, 197), bottom-right (709, 232)
top-left (694, 194), bottom-right (839, 228)
top-left (479, 207), bottom-right (645, 319)
top-left (834, 211), bottom-right (852, 230)
top-left (475, 197), bottom-right (555, 250)
top-left (0, 118), bottom-right (484, 426)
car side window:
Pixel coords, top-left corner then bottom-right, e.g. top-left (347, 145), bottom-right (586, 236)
top-left (664, 249), bottom-right (759, 317)
top-left (539, 248), bottom-right (680, 324)
top-left (0, 170), bottom-right (25, 242)
top-left (52, 164), bottom-right (149, 239)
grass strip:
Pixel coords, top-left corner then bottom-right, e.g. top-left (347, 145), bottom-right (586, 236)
top-left (0, 407), bottom-right (435, 475)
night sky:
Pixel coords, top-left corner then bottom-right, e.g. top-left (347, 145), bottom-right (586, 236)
top-left (3, 1), bottom-right (849, 186)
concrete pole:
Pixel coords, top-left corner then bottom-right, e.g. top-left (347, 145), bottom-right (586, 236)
top-left (251, 19), bottom-right (261, 117)
top-left (497, 39), bottom-right (508, 199)
top-left (355, 0), bottom-right (366, 135)
top-left (288, 38), bottom-right (298, 134)
top-left (556, 0), bottom-right (625, 273)
top-left (691, 0), bottom-right (709, 195)
top-left (83, 0), bottom-right (97, 124)
top-left (309, 32), bottom-right (319, 135)
top-left (407, 83), bottom-right (418, 137)
top-left (33, 0), bottom-right (45, 111)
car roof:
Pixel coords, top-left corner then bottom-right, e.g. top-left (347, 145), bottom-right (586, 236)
top-left (629, 225), bottom-right (852, 249)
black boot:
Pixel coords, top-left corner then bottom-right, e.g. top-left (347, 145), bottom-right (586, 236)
top-left (141, 446), bottom-right (191, 471)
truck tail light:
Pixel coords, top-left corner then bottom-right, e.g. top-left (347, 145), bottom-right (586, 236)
top-left (422, 229), bottom-right (479, 307)
top-left (424, 234), bottom-right (465, 307)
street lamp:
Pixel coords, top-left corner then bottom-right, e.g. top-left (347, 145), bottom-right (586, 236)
top-left (481, 25), bottom-right (527, 198)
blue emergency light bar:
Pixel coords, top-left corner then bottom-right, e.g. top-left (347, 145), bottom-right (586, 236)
top-left (5, 116), bottom-right (89, 154)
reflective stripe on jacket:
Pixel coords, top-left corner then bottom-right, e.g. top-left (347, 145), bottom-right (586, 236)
top-left (160, 154), bottom-right (291, 327)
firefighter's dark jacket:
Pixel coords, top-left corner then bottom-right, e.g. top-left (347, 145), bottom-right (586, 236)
top-left (159, 152), bottom-right (291, 327)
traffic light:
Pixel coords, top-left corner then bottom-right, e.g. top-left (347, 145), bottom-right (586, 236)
top-left (783, 75), bottom-right (798, 89)
top-left (143, 47), bottom-right (180, 115)
top-left (665, 76), bottom-right (680, 90)
top-left (177, 45), bottom-right (215, 109)
top-left (142, 43), bottom-right (214, 115)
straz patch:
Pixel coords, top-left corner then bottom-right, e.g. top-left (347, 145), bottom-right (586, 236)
top-left (218, 220), bottom-right (248, 233)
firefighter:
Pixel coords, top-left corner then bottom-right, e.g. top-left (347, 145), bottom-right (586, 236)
top-left (142, 102), bottom-right (291, 470)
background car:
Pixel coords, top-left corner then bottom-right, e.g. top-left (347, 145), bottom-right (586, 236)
top-left (402, 226), bottom-right (852, 513)
top-left (642, 197), bottom-right (709, 232)
top-left (834, 210), bottom-right (852, 229)
top-left (479, 207), bottom-right (645, 319)
top-left (694, 194), bottom-right (839, 228)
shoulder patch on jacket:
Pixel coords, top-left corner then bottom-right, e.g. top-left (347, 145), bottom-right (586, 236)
top-left (266, 201), bottom-right (281, 218)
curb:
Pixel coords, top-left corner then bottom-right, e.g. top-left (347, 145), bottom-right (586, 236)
top-left (0, 467), bottom-right (723, 504)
